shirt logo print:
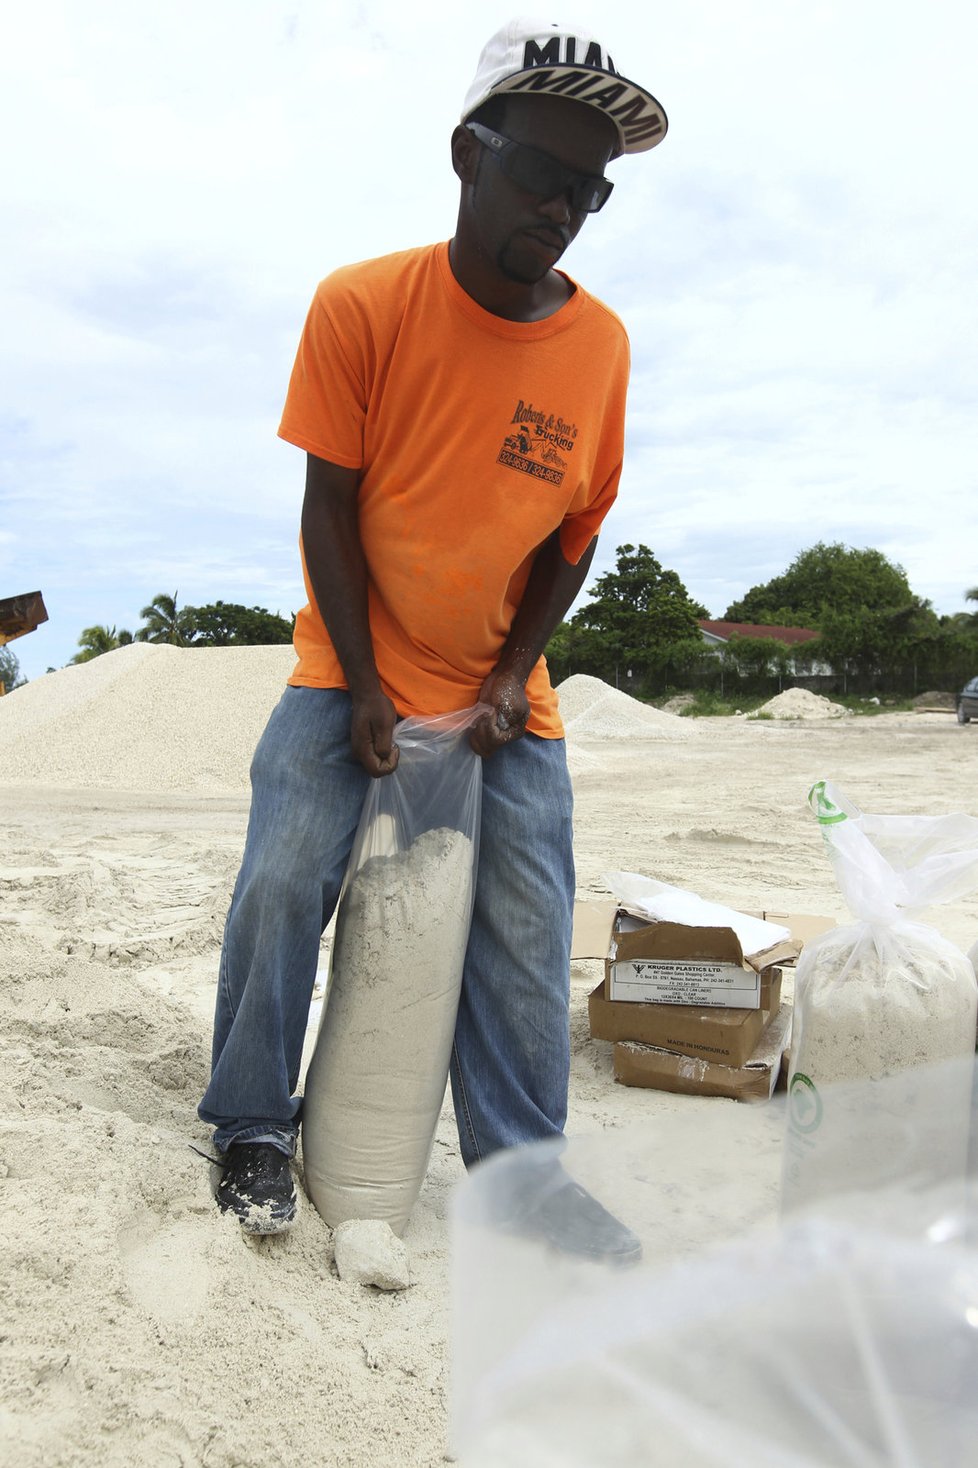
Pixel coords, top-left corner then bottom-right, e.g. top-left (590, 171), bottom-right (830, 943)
top-left (497, 399), bottom-right (579, 487)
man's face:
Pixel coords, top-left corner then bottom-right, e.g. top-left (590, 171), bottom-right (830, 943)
top-left (465, 95), bottom-right (617, 287)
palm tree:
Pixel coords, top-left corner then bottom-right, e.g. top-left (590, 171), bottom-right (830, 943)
top-left (71, 625), bottom-right (134, 664)
top-left (137, 591), bottom-right (191, 645)
top-left (966, 587), bottom-right (978, 627)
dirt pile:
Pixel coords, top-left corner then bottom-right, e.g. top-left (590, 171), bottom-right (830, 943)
top-left (0, 643), bottom-right (296, 791)
top-left (557, 675), bottom-right (694, 741)
top-left (0, 655), bottom-right (698, 791)
top-left (913, 690), bottom-right (955, 709)
top-left (756, 688), bottom-right (850, 720)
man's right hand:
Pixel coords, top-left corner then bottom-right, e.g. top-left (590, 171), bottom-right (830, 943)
top-left (350, 690), bottom-right (400, 777)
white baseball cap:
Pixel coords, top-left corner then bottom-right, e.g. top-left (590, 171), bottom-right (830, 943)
top-left (460, 18), bottom-right (667, 157)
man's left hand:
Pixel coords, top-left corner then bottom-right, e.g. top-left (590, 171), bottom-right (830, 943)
top-left (470, 671), bottom-right (530, 757)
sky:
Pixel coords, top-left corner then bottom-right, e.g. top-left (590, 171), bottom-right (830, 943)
top-left (3, 0), bottom-right (977, 681)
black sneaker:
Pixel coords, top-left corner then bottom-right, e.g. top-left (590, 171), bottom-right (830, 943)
top-left (216, 1143), bottom-right (297, 1235)
top-left (509, 1179), bottom-right (643, 1266)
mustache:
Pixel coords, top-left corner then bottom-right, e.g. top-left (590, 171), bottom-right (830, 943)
top-left (525, 225), bottom-right (571, 249)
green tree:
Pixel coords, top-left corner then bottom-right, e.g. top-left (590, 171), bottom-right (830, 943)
top-left (554, 544), bottom-right (704, 690)
top-left (136, 591), bottom-right (191, 645)
top-left (816, 599), bottom-right (939, 688)
top-left (183, 601), bottom-right (294, 646)
top-left (540, 619), bottom-right (593, 687)
top-left (725, 542), bottom-right (915, 628)
top-left (71, 625), bottom-right (134, 663)
top-left (724, 634), bottom-right (795, 690)
top-left (722, 542), bottom-right (941, 690)
top-left (0, 645), bottom-right (25, 691)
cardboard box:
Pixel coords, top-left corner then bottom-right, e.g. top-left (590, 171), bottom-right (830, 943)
top-left (612, 1002), bottom-right (793, 1102)
top-left (572, 902), bottom-right (834, 963)
top-left (588, 971), bottom-right (783, 1068)
top-left (573, 903), bottom-right (797, 1011)
top-left (606, 913), bottom-right (784, 1009)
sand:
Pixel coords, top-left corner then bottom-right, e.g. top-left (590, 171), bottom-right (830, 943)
top-left (755, 686), bottom-right (851, 719)
top-left (1, 654), bottom-right (977, 1465)
top-left (556, 673), bottom-right (694, 740)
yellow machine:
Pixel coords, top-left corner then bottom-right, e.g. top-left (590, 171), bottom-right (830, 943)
top-left (0, 590), bottom-right (48, 693)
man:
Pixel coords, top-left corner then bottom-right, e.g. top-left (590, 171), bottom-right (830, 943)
top-left (198, 19), bottom-right (667, 1258)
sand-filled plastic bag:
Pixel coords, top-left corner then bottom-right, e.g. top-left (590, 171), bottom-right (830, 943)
top-left (454, 1161), bottom-right (978, 1464)
top-left (452, 1089), bottom-right (978, 1467)
top-left (783, 781), bottom-right (978, 1211)
top-left (302, 706), bottom-right (484, 1235)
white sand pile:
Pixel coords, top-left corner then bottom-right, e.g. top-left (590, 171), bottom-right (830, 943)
top-left (557, 675), bottom-right (694, 741)
top-left (4, 675), bottom-right (978, 1464)
top-left (0, 642), bottom-right (296, 790)
top-left (565, 742), bottom-right (601, 776)
top-left (1, 866), bottom-right (457, 1467)
top-left (756, 687), bottom-right (851, 720)
top-left (0, 653), bottom-right (694, 793)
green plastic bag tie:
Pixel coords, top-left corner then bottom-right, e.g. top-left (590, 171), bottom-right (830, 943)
top-left (810, 780), bottom-right (848, 826)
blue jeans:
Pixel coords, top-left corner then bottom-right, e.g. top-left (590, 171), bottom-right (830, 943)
top-left (198, 686), bottom-right (575, 1168)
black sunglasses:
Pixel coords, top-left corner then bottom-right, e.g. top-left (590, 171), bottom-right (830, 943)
top-left (466, 122), bottom-right (614, 214)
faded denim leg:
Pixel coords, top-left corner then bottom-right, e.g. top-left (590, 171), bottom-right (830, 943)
top-left (198, 686), bottom-right (369, 1155)
top-left (450, 733), bottom-right (575, 1167)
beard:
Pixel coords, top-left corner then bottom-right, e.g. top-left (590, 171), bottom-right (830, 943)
top-left (496, 235), bottom-right (559, 286)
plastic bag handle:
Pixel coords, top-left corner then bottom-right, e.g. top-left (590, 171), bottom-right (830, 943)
top-left (809, 779), bottom-right (978, 920)
top-left (393, 703), bottom-right (494, 752)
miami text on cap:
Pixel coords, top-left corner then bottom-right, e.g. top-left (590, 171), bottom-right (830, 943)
top-left (461, 18), bottom-right (667, 157)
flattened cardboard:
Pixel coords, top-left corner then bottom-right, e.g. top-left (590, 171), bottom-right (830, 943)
top-left (571, 900), bottom-right (619, 961)
top-left (742, 910), bottom-right (836, 953)
top-left (610, 915), bottom-right (789, 972)
top-left (571, 901), bottom-right (834, 971)
top-left (588, 972), bottom-right (783, 1068)
top-left (612, 1002), bottom-right (794, 1102)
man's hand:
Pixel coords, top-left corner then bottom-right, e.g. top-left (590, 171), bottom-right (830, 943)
top-left (467, 530), bottom-right (598, 759)
top-left (350, 690), bottom-right (400, 777)
top-left (469, 671), bottom-right (531, 758)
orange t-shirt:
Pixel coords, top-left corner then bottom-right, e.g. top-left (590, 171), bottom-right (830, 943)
top-left (278, 242), bottom-right (629, 737)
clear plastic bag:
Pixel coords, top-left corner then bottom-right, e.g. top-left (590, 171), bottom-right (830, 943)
top-left (451, 1092), bottom-right (978, 1467)
top-left (301, 706), bottom-right (485, 1235)
top-left (783, 781), bottom-right (978, 1212)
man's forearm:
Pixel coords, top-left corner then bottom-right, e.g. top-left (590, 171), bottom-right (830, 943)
top-left (300, 454), bottom-right (399, 776)
top-left (493, 531), bottom-right (597, 685)
top-left (300, 461), bottom-right (380, 698)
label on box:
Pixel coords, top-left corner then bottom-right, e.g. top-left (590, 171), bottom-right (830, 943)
top-left (609, 959), bottom-right (762, 1009)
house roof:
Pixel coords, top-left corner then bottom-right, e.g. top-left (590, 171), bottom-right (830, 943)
top-left (698, 620), bottom-right (820, 647)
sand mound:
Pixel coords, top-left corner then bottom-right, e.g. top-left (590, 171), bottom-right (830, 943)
top-left (557, 675), bottom-right (693, 741)
top-left (913, 690), bottom-right (955, 709)
top-left (3, 667), bottom-right (977, 1464)
top-left (565, 743), bottom-right (601, 776)
top-left (0, 642), bottom-right (296, 791)
top-left (0, 915), bottom-right (454, 1467)
top-left (660, 693), bottom-right (697, 715)
top-left (0, 652), bottom-right (696, 793)
top-left (756, 687), bottom-right (850, 720)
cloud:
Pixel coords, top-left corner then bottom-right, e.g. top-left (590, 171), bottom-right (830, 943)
top-left (3, 0), bottom-right (977, 680)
